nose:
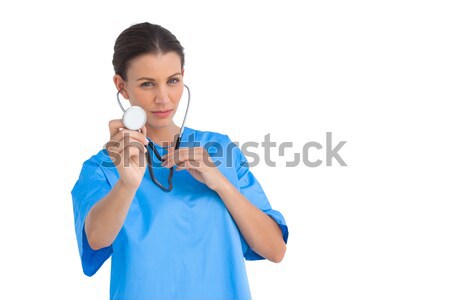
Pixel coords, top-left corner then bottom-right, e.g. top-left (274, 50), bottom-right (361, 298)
top-left (154, 86), bottom-right (171, 105)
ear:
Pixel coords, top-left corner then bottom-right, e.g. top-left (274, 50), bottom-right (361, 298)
top-left (113, 74), bottom-right (130, 100)
top-left (181, 68), bottom-right (184, 77)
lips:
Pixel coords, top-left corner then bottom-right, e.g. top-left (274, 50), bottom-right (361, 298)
top-left (152, 109), bottom-right (172, 113)
top-left (151, 109), bottom-right (173, 118)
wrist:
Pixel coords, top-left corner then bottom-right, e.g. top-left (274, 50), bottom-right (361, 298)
top-left (212, 174), bottom-right (233, 195)
top-left (117, 179), bottom-right (139, 194)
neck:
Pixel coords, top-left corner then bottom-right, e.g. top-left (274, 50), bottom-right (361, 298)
top-left (145, 122), bottom-right (181, 147)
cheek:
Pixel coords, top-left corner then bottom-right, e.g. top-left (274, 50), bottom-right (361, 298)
top-left (170, 86), bottom-right (184, 104)
top-left (132, 90), bottom-right (154, 107)
top-left (127, 89), bottom-right (143, 104)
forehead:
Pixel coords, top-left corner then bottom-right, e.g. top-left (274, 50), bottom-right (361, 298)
top-left (126, 52), bottom-right (182, 80)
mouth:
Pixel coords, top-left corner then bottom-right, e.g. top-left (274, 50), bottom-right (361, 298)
top-left (151, 109), bottom-right (173, 118)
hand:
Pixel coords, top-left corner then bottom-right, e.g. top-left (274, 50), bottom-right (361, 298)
top-left (161, 147), bottom-right (227, 191)
top-left (105, 119), bottom-right (148, 189)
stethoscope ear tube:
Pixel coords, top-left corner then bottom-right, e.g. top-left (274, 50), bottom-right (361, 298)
top-left (179, 84), bottom-right (190, 137)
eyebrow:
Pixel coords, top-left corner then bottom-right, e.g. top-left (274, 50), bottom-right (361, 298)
top-left (136, 72), bottom-right (182, 81)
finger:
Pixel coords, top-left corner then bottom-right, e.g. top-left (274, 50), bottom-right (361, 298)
top-left (161, 148), bottom-right (187, 168)
top-left (175, 160), bottom-right (196, 171)
top-left (108, 119), bottom-right (125, 139)
top-left (118, 146), bottom-right (147, 168)
top-left (177, 148), bottom-right (204, 167)
top-left (107, 138), bottom-right (147, 155)
top-left (120, 144), bottom-right (147, 161)
top-left (110, 128), bottom-right (148, 145)
top-left (163, 148), bottom-right (205, 168)
top-left (161, 148), bottom-right (183, 167)
top-left (107, 134), bottom-right (148, 156)
top-left (175, 161), bottom-right (187, 171)
top-left (110, 145), bottom-right (143, 167)
top-left (161, 147), bottom-right (199, 161)
top-left (141, 124), bottom-right (148, 143)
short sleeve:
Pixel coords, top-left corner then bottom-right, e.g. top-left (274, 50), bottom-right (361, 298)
top-left (71, 158), bottom-right (113, 276)
top-left (225, 135), bottom-right (289, 260)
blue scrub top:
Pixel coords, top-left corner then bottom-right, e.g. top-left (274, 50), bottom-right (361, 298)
top-left (71, 126), bottom-right (289, 300)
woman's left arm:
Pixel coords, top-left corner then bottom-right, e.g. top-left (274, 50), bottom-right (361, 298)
top-left (214, 177), bottom-right (287, 263)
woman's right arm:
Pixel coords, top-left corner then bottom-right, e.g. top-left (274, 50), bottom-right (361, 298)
top-left (85, 119), bottom-right (148, 250)
top-left (85, 179), bottom-right (138, 250)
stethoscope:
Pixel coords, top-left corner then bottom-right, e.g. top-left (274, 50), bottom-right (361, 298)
top-left (116, 84), bottom-right (191, 192)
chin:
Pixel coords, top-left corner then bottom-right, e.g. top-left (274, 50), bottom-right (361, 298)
top-left (147, 119), bottom-right (173, 128)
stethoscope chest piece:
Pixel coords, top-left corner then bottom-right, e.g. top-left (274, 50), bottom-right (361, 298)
top-left (123, 106), bottom-right (147, 130)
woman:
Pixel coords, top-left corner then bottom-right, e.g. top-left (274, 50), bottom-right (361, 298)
top-left (71, 22), bottom-right (289, 300)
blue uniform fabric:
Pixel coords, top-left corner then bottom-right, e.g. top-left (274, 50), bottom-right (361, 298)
top-left (71, 126), bottom-right (289, 300)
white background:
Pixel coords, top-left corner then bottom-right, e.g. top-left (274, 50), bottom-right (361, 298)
top-left (0, 0), bottom-right (449, 299)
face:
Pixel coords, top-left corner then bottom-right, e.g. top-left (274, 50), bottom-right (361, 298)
top-left (113, 52), bottom-right (184, 129)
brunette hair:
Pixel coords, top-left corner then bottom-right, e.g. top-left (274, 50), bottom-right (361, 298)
top-left (112, 22), bottom-right (185, 81)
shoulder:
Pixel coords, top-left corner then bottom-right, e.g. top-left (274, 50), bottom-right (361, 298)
top-left (81, 148), bottom-right (113, 168)
top-left (76, 148), bottom-right (117, 179)
top-left (72, 148), bottom-right (119, 191)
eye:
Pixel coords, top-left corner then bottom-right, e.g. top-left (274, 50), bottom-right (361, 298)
top-left (168, 78), bottom-right (180, 85)
top-left (141, 81), bottom-right (155, 87)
